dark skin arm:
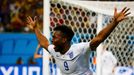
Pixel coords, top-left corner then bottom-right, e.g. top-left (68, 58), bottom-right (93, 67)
top-left (26, 16), bottom-right (49, 50)
top-left (90, 7), bottom-right (130, 50)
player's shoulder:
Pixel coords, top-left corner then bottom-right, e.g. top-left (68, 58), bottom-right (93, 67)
top-left (103, 50), bottom-right (112, 55)
top-left (70, 43), bottom-right (84, 50)
top-left (72, 42), bottom-right (89, 46)
top-left (69, 42), bottom-right (89, 53)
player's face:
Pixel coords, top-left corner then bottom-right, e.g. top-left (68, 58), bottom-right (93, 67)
top-left (52, 31), bottom-right (66, 51)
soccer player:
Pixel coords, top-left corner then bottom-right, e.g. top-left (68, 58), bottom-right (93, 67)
top-left (101, 45), bottom-right (117, 75)
top-left (26, 7), bottom-right (130, 75)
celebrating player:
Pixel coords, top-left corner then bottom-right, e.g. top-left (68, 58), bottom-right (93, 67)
top-left (26, 7), bottom-right (130, 75)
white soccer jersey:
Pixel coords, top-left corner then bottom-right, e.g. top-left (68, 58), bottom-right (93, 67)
top-left (48, 42), bottom-right (93, 75)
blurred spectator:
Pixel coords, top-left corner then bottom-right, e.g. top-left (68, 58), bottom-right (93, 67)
top-left (16, 57), bottom-right (23, 64)
top-left (0, 0), bottom-right (11, 26)
top-left (101, 45), bottom-right (117, 75)
top-left (28, 56), bottom-right (37, 65)
top-left (34, 44), bottom-right (42, 59)
top-left (34, 44), bottom-right (43, 66)
top-left (0, 0), bottom-right (43, 33)
top-left (0, 23), bottom-right (4, 32)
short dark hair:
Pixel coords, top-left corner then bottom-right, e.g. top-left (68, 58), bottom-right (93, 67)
top-left (54, 25), bottom-right (74, 41)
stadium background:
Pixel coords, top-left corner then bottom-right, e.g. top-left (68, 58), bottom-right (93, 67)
top-left (0, 0), bottom-right (133, 75)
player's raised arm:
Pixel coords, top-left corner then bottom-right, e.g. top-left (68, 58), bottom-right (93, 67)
top-left (26, 16), bottom-right (49, 50)
top-left (90, 7), bottom-right (131, 50)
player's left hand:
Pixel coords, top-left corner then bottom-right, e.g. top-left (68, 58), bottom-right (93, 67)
top-left (114, 7), bottom-right (131, 23)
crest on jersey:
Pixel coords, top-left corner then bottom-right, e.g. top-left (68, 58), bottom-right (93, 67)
top-left (68, 52), bottom-right (73, 58)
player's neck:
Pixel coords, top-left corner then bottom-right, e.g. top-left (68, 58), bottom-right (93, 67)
top-left (60, 42), bottom-right (71, 54)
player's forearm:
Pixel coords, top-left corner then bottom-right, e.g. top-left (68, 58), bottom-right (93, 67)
top-left (97, 18), bottom-right (119, 42)
top-left (34, 27), bottom-right (49, 50)
top-left (34, 54), bottom-right (42, 59)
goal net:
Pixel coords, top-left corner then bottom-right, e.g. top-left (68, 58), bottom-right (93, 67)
top-left (102, 15), bottom-right (134, 67)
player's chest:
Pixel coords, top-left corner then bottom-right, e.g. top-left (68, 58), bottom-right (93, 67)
top-left (55, 55), bottom-right (80, 73)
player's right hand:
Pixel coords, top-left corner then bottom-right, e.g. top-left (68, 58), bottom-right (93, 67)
top-left (26, 16), bottom-right (37, 30)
